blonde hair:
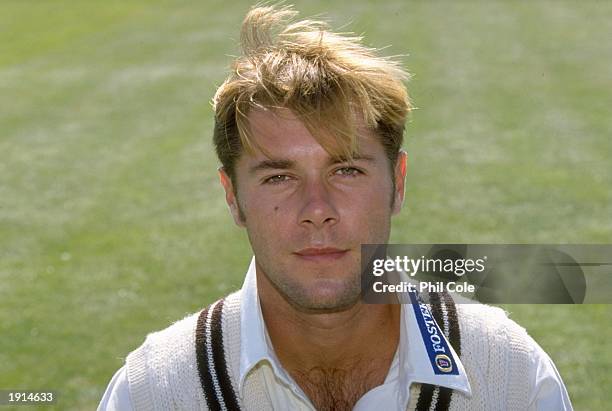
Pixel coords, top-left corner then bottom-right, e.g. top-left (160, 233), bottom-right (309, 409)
top-left (213, 4), bottom-right (412, 181)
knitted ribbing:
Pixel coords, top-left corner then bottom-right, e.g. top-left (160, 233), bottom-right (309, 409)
top-left (443, 303), bottom-right (534, 411)
top-left (126, 310), bottom-right (207, 410)
top-left (195, 298), bottom-right (241, 410)
top-left (222, 292), bottom-right (275, 410)
top-left (220, 293), bottom-right (243, 407)
top-left (505, 317), bottom-right (534, 411)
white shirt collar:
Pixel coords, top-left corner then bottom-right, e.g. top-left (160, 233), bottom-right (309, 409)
top-left (238, 256), bottom-right (471, 405)
top-left (238, 257), bottom-right (296, 391)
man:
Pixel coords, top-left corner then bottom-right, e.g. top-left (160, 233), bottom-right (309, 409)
top-left (99, 4), bottom-right (572, 410)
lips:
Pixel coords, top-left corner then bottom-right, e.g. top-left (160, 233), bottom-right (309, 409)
top-left (294, 247), bottom-right (349, 261)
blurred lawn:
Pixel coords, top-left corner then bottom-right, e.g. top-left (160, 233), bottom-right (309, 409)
top-left (1, 1), bottom-right (610, 409)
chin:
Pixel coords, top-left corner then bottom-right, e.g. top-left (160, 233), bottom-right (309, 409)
top-left (288, 280), bottom-right (361, 313)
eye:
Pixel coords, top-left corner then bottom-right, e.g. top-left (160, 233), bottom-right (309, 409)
top-left (263, 174), bottom-right (292, 185)
top-left (334, 166), bottom-right (363, 177)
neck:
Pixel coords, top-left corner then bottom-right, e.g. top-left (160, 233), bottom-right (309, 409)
top-left (257, 270), bottom-right (401, 371)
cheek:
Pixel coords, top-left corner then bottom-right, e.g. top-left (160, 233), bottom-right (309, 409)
top-left (242, 194), bottom-right (293, 235)
top-left (351, 179), bottom-right (394, 211)
top-left (246, 195), bottom-right (288, 220)
top-left (244, 201), bottom-right (295, 260)
top-left (344, 183), bottom-right (394, 230)
top-left (347, 195), bottom-right (392, 226)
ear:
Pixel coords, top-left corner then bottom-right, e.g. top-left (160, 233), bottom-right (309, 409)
top-left (391, 150), bottom-right (407, 215)
top-left (219, 167), bottom-right (246, 227)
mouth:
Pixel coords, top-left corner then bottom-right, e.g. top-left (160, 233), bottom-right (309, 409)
top-left (294, 247), bottom-right (349, 262)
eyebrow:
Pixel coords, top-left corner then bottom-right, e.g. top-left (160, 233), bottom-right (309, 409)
top-left (249, 154), bottom-right (376, 174)
top-left (249, 159), bottom-right (295, 173)
top-left (329, 154), bottom-right (376, 164)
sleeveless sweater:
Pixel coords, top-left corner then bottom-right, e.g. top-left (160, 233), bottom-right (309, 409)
top-left (126, 291), bottom-right (534, 410)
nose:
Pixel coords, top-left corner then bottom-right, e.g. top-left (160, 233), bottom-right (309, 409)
top-left (297, 179), bottom-right (339, 229)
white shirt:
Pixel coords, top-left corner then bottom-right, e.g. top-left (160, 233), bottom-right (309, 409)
top-left (98, 257), bottom-right (572, 410)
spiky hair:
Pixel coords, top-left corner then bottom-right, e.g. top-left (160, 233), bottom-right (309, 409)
top-left (213, 4), bottom-right (412, 180)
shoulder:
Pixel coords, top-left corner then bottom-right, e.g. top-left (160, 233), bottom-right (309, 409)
top-left (125, 309), bottom-right (203, 410)
top-left (455, 302), bottom-right (532, 348)
top-left (97, 366), bottom-right (132, 411)
top-left (452, 303), bottom-right (539, 408)
top-left (457, 304), bottom-right (539, 365)
top-left (452, 303), bottom-right (572, 410)
top-left (130, 291), bottom-right (242, 362)
top-left (97, 311), bottom-right (206, 411)
top-left (124, 292), bottom-right (242, 410)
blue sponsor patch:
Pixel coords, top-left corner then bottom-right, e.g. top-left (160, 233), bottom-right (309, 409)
top-left (409, 291), bottom-right (458, 375)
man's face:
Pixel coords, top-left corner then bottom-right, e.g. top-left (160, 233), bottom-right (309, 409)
top-left (220, 108), bottom-right (406, 312)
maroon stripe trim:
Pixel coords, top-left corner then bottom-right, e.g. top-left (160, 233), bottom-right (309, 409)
top-left (195, 304), bottom-right (222, 411)
top-left (429, 292), bottom-right (444, 333)
top-left (415, 383), bottom-right (435, 411)
top-left (209, 298), bottom-right (241, 410)
top-left (441, 292), bottom-right (461, 357)
top-left (435, 387), bottom-right (453, 411)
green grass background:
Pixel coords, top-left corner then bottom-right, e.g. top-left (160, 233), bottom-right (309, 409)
top-left (1, 0), bottom-right (610, 409)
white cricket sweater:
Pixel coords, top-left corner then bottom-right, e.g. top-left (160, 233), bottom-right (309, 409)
top-left (123, 290), bottom-right (551, 410)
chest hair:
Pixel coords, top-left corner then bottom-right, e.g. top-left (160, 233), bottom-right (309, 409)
top-left (291, 362), bottom-right (388, 411)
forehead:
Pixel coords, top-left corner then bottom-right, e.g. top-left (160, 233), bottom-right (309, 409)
top-left (245, 107), bottom-right (383, 161)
